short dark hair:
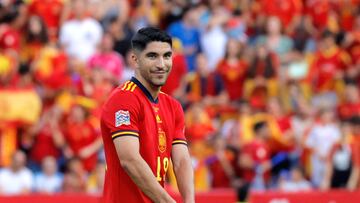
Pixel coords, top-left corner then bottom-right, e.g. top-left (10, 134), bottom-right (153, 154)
top-left (253, 121), bottom-right (267, 133)
top-left (131, 27), bottom-right (172, 52)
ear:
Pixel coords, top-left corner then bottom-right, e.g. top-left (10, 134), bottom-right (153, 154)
top-left (131, 52), bottom-right (140, 68)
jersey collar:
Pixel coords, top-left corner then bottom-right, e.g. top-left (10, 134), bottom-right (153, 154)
top-left (131, 77), bottom-right (159, 104)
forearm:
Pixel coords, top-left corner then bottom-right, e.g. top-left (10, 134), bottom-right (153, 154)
top-left (347, 166), bottom-right (360, 190)
top-left (121, 156), bottom-right (174, 203)
top-left (321, 161), bottom-right (333, 190)
top-left (173, 155), bottom-right (195, 203)
top-left (79, 138), bottom-right (103, 158)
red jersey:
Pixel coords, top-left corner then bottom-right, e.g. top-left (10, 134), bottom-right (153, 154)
top-left (101, 77), bottom-right (187, 203)
top-left (261, 0), bottom-right (302, 29)
top-left (30, 123), bottom-right (61, 164)
top-left (65, 120), bottom-right (99, 172)
top-left (0, 24), bottom-right (20, 52)
top-left (216, 59), bottom-right (247, 101)
top-left (337, 102), bottom-right (360, 121)
top-left (305, 0), bottom-right (331, 32)
top-left (310, 47), bottom-right (352, 92)
top-left (29, 0), bottom-right (64, 40)
top-left (241, 139), bottom-right (271, 183)
top-left (161, 53), bottom-right (187, 95)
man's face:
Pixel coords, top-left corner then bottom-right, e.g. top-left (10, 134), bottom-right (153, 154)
top-left (133, 41), bottom-right (172, 87)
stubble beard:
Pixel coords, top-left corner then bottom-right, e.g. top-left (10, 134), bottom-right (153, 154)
top-left (141, 71), bottom-right (169, 88)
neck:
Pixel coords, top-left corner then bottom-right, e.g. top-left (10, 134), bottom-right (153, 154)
top-left (135, 74), bottom-right (161, 100)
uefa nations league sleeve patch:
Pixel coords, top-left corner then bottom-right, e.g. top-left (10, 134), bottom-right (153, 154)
top-left (115, 110), bottom-right (131, 127)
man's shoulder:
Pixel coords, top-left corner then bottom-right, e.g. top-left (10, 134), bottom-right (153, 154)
top-left (159, 91), bottom-right (182, 108)
top-left (103, 82), bottom-right (141, 108)
top-left (159, 91), bottom-right (177, 102)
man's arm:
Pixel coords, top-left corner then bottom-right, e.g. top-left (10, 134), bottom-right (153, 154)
top-left (171, 144), bottom-right (195, 203)
top-left (114, 137), bottom-right (175, 203)
top-left (347, 166), bottom-right (359, 190)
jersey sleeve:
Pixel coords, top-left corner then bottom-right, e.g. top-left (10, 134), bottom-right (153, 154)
top-left (172, 101), bottom-right (188, 146)
top-left (102, 92), bottom-right (141, 140)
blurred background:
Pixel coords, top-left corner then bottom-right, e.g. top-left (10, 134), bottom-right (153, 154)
top-left (0, 0), bottom-right (359, 202)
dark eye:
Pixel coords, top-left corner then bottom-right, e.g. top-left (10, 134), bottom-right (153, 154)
top-left (147, 53), bottom-right (157, 59)
top-left (164, 53), bottom-right (172, 59)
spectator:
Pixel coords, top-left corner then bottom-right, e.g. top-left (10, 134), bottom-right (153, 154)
top-left (28, 0), bottom-right (64, 41)
top-left (0, 150), bottom-right (33, 195)
top-left (278, 167), bottom-right (312, 192)
top-left (216, 38), bottom-right (247, 102)
top-left (337, 84), bottom-right (360, 121)
top-left (256, 16), bottom-right (294, 65)
top-left (161, 38), bottom-right (188, 97)
top-left (62, 105), bottom-right (102, 172)
top-left (199, 1), bottom-right (229, 71)
top-left (120, 50), bottom-right (136, 84)
top-left (106, 16), bottom-right (134, 58)
top-left (321, 122), bottom-right (358, 190)
top-left (185, 103), bottom-right (215, 143)
top-left (88, 0), bottom-right (129, 25)
top-left (244, 44), bottom-right (279, 107)
top-left (59, 0), bottom-right (103, 62)
top-left (305, 109), bottom-right (341, 188)
top-left (184, 53), bottom-right (227, 108)
top-left (0, 1), bottom-right (25, 55)
top-left (260, 0), bottom-right (302, 34)
top-left (168, 6), bottom-right (202, 72)
top-left (265, 97), bottom-right (295, 154)
top-left (27, 105), bottom-right (64, 171)
top-left (309, 30), bottom-right (352, 95)
top-left (237, 121), bottom-right (272, 201)
top-left (86, 161), bottom-right (105, 193)
top-left (21, 15), bottom-right (49, 65)
top-left (62, 157), bottom-right (87, 193)
top-left (87, 32), bottom-right (125, 83)
top-left (350, 116), bottom-right (360, 189)
top-left (206, 136), bottom-right (240, 189)
top-left (34, 156), bottom-right (63, 193)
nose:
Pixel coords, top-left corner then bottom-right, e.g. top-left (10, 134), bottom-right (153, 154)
top-left (156, 57), bottom-right (165, 69)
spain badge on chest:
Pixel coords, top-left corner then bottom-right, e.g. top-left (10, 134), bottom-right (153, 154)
top-left (158, 128), bottom-right (166, 153)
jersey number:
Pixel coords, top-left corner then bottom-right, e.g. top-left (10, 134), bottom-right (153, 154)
top-left (156, 156), bottom-right (169, 181)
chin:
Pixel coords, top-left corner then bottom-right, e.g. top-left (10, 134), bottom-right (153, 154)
top-left (151, 78), bottom-right (167, 87)
top-left (152, 81), bottom-right (166, 87)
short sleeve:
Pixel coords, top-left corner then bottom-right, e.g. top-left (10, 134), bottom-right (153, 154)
top-left (102, 92), bottom-right (141, 140)
top-left (172, 101), bottom-right (187, 146)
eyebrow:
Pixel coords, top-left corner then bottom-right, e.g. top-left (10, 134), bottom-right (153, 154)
top-left (145, 51), bottom-right (172, 56)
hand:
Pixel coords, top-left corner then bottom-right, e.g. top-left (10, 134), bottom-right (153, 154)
top-left (78, 146), bottom-right (93, 159)
top-left (231, 178), bottom-right (245, 188)
top-left (184, 197), bottom-right (195, 203)
top-left (346, 180), bottom-right (357, 191)
top-left (160, 197), bottom-right (176, 203)
top-left (320, 180), bottom-right (329, 191)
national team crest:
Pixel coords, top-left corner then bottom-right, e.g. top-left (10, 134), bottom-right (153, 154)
top-left (115, 110), bottom-right (131, 127)
top-left (158, 130), bottom-right (167, 153)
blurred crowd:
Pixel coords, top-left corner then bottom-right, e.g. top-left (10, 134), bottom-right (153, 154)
top-left (0, 0), bottom-right (359, 201)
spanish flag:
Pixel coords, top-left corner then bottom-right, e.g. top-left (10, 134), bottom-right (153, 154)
top-left (0, 88), bottom-right (42, 124)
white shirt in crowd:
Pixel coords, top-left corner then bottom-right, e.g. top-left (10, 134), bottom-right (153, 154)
top-left (201, 25), bottom-right (227, 71)
top-left (60, 17), bottom-right (103, 62)
top-left (0, 168), bottom-right (33, 195)
top-left (306, 123), bottom-right (341, 158)
top-left (34, 173), bottom-right (63, 193)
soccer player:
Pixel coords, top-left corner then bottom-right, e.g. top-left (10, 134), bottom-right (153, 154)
top-left (101, 27), bottom-right (194, 203)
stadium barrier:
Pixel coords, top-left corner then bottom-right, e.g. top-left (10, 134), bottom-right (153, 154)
top-left (249, 190), bottom-right (360, 203)
top-left (2, 189), bottom-right (360, 202)
top-left (0, 189), bottom-right (237, 203)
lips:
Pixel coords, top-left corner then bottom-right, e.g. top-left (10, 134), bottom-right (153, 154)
top-left (150, 70), bottom-right (168, 75)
